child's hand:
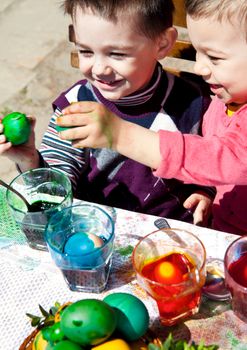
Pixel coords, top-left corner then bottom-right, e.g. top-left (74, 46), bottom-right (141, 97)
top-left (0, 115), bottom-right (37, 167)
top-left (0, 114), bottom-right (12, 155)
top-left (183, 192), bottom-right (212, 227)
top-left (58, 102), bottom-right (120, 149)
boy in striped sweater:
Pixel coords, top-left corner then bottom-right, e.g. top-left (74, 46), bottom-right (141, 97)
top-left (0, 0), bottom-right (214, 225)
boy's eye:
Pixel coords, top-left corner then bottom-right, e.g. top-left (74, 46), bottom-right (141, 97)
top-left (110, 52), bottom-right (127, 58)
top-left (208, 55), bottom-right (222, 63)
top-left (78, 49), bottom-right (93, 57)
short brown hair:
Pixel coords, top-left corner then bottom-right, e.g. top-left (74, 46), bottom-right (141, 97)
top-left (63, 0), bottom-right (174, 39)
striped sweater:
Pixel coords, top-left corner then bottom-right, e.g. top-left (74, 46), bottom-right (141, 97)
top-left (39, 64), bottom-right (215, 221)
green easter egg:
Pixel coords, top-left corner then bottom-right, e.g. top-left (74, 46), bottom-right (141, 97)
top-left (2, 112), bottom-right (31, 145)
top-left (52, 340), bottom-right (83, 350)
top-left (60, 299), bottom-right (117, 346)
top-left (103, 293), bottom-right (149, 341)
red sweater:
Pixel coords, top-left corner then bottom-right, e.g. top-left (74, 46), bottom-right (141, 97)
top-left (155, 97), bottom-right (247, 234)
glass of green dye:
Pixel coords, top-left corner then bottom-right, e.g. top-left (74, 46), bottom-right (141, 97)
top-left (6, 168), bottom-right (72, 251)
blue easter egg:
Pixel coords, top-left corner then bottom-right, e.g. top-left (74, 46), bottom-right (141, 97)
top-left (64, 232), bottom-right (94, 255)
top-left (63, 232), bottom-right (104, 268)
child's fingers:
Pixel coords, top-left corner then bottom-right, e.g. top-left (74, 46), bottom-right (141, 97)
top-left (0, 123), bottom-right (3, 134)
top-left (57, 110), bottom-right (97, 128)
top-left (62, 101), bottom-right (98, 115)
top-left (0, 139), bottom-right (12, 155)
top-left (26, 115), bottom-right (36, 129)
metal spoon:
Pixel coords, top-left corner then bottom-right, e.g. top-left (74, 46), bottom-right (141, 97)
top-left (202, 258), bottom-right (231, 301)
top-left (154, 218), bottom-right (188, 247)
top-left (0, 178), bottom-right (32, 211)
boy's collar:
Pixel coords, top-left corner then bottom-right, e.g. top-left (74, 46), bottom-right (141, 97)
top-left (226, 102), bottom-right (245, 116)
top-left (114, 63), bottom-right (162, 106)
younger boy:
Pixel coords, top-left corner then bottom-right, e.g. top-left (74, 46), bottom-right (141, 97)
top-left (0, 0), bottom-right (214, 224)
top-left (66, 0), bottom-right (247, 234)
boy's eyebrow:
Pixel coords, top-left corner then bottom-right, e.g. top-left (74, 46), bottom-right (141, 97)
top-left (197, 44), bottom-right (226, 55)
top-left (74, 40), bottom-right (133, 51)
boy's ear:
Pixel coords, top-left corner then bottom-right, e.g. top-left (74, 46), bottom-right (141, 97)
top-left (156, 27), bottom-right (178, 60)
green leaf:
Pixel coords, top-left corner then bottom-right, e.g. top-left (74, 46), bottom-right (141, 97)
top-left (175, 340), bottom-right (186, 350)
top-left (50, 306), bottom-right (59, 316)
top-left (148, 344), bottom-right (160, 350)
top-left (162, 333), bottom-right (174, 350)
top-left (147, 333), bottom-right (219, 350)
top-left (39, 304), bottom-right (50, 317)
top-left (31, 317), bottom-right (41, 327)
top-left (54, 301), bottom-right (61, 309)
top-left (26, 312), bottom-right (39, 320)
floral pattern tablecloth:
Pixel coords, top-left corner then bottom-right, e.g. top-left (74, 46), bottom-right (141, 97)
top-left (0, 187), bottom-right (247, 350)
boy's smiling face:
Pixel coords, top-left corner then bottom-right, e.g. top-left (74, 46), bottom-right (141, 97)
top-left (73, 7), bottom-right (175, 101)
top-left (187, 15), bottom-right (247, 105)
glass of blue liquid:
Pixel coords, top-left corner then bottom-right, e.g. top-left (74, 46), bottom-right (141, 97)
top-left (45, 204), bottom-right (115, 293)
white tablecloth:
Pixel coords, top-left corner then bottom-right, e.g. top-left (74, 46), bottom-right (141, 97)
top-left (0, 191), bottom-right (246, 350)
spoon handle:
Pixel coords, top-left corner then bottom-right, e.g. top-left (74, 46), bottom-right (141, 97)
top-left (0, 178), bottom-right (30, 209)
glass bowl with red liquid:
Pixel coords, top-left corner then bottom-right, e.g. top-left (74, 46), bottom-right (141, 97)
top-left (224, 235), bottom-right (247, 322)
top-left (132, 229), bottom-right (206, 326)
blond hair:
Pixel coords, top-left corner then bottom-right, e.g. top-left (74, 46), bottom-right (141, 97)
top-left (185, 0), bottom-right (247, 34)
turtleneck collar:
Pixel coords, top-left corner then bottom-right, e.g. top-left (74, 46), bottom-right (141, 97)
top-left (113, 63), bottom-right (162, 107)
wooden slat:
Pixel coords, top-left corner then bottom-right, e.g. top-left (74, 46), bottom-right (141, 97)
top-left (173, 0), bottom-right (187, 27)
top-left (71, 50), bottom-right (79, 68)
top-left (168, 40), bottom-right (195, 60)
top-left (69, 24), bottom-right (75, 43)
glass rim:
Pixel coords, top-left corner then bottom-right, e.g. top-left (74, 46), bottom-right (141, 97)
top-left (132, 228), bottom-right (206, 287)
top-left (6, 167), bottom-right (72, 214)
top-left (224, 235), bottom-right (247, 292)
top-left (44, 203), bottom-right (115, 257)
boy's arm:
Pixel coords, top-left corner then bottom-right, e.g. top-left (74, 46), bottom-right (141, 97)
top-left (60, 101), bottom-right (247, 187)
top-left (40, 109), bottom-right (88, 192)
top-left (115, 118), bottom-right (162, 167)
top-left (59, 101), bottom-right (162, 169)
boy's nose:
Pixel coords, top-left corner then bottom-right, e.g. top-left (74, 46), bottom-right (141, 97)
top-left (92, 59), bottom-right (111, 76)
top-left (193, 60), bottom-right (211, 78)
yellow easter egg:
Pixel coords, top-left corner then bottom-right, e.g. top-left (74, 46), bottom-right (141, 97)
top-left (32, 329), bottom-right (48, 350)
top-left (91, 338), bottom-right (131, 350)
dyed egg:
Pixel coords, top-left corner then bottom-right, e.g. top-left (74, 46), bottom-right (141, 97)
top-left (91, 338), bottom-right (131, 350)
top-left (32, 329), bottom-right (48, 350)
top-left (48, 322), bottom-right (66, 343)
top-left (60, 299), bottom-right (117, 346)
top-left (154, 261), bottom-right (183, 284)
top-left (103, 293), bottom-right (149, 341)
top-left (2, 112), bottom-right (31, 145)
top-left (52, 340), bottom-right (82, 350)
top-left (64, 232), bottom-right (104, 255)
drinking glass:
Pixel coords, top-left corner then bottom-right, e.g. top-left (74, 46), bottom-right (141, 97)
top-left (45, 204), bottom-right (115, 293)
top-left (224, 236), bottom-right (247, 322)
top-left (132, 229), bottom-right (206, 326)
top-left (6, 168), bottom-right (72, 250)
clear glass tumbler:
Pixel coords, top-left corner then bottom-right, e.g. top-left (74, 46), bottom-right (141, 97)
top-left (45, 204), bottom-right (115, 293)
top-left (6, 168), bottom-right (72, 250)
top-left (224, 236), bottom-right (247, 322)
top-left (132, 228), bottom-right (206, 326)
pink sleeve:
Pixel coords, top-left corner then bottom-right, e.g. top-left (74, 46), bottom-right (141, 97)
top-left (154, 105), bottom-right (247, 186)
